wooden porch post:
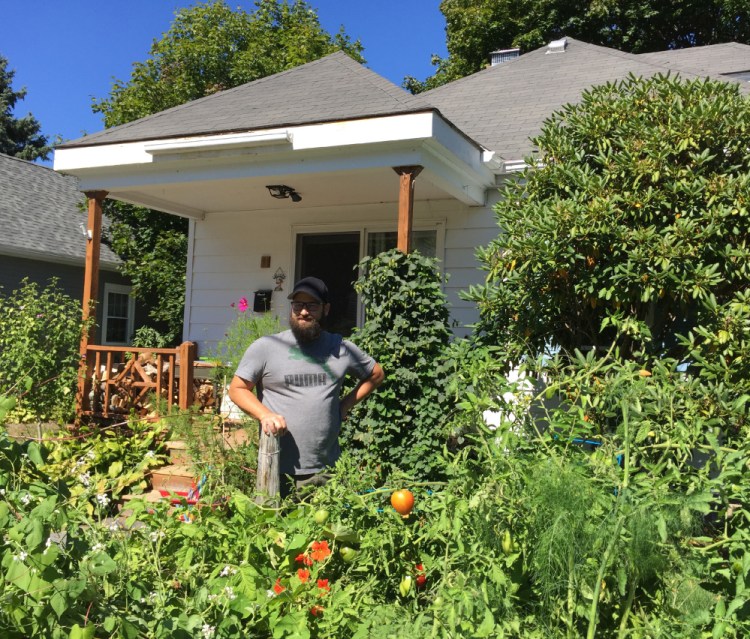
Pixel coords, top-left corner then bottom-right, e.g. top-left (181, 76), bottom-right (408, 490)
top-left (178, 341), bottom-right (197, 410)
top-left (393, 166), bottom-right (423, 253)
top-left (76, 191), bottom-right (108, 418)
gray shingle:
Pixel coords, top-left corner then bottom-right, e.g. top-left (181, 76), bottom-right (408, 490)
top-left (57, 40), bottom-right (750, 165)
top-left (423, 38), bottom-right (750, 160)
top-left (0, 153), bottom-right (119, 265)
top-left (60, 51), bottom-right (432, 149)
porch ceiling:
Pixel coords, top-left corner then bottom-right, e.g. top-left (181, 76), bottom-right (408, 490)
top-left (108, 165), bottom-right (456, 217)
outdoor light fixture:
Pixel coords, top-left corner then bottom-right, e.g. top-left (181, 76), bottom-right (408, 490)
top-left (266, 184), bottom-right (302, 202)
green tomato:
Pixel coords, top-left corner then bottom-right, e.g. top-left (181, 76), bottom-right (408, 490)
top-left (399, 575), bottom-right (413, 597)
top-left (313, 509), bottom-right (330, 525)
top-left (339, 546), bottom-right (359, 563)
top-left (502, 530), bottom-right (513, 555)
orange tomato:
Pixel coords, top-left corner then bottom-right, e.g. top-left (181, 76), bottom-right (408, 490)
top-left (391, 489), bottom-right (415, 516)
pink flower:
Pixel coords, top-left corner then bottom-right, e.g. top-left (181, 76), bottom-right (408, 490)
top-left (237, 297), bottom-right (248, 312)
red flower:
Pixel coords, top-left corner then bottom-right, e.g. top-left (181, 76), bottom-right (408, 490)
top-left (273, 578), bottom-right (285, 594)
top-left (298, 568), bottom-right (310, 583)
top-left (296, 553), bottom-right (313, 566)
top-left (310, 605), bottom-right (324, 617)
top-left (317, 578), bottom-right (330, 593)
top-left (415, 563), bottom-right (425, 573)
top-left (310, 540), bottom-right (331, 562)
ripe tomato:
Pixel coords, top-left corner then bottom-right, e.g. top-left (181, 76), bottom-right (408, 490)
top-left (391, 489), bottom-right (415, 516)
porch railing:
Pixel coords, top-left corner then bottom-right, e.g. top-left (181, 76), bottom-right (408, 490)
top-left (77, 341), bottom-right (198, 419)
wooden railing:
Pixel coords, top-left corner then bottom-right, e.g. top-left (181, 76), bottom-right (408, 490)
top-left (77, 342), bottom-right (197, 419)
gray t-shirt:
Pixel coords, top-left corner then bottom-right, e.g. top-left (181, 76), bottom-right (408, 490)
top-left (235, 330), bottom-right (376, 475)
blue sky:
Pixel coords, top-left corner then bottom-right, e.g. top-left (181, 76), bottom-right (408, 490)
top-left (3, 1), bottom-right (448, 162)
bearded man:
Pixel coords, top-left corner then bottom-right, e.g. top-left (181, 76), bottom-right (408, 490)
top-left (228, 276), bottom-right (384, 497)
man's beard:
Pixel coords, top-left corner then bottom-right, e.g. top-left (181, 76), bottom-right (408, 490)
top-left (290, 315), bottom-right (323, 343)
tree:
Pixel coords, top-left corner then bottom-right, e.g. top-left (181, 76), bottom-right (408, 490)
top-left (0, 55), bottom-right (50, 161)
top-left (406, 0), bottom-right (750, 92)
top-left (466, 74), bottom-right (750, 365)
top-left (93, 0), bottom-right (364, 344)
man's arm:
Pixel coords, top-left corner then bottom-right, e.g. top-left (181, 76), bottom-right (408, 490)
top-left (228, 375), bottom-right (287, 436)
top-left (340, 363), bottom-right (385, 420)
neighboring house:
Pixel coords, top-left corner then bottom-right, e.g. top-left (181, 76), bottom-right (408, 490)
top-left (52, 37), bottom-right (750, 356)
top-left (0, 152), bottom-right (145, 345)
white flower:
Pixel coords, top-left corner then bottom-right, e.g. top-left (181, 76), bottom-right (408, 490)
top-left (145, 451), bottom-right (156, 459)
top-left (45, 537), bottom-right (52, 548)
top-left (266, 589), bottom-right (276, 598)
top-left (224, 586), bottom-right (237, 601)
top-left (86, 450), bottom-right (96, 460)
top-left (201, 624), bottom-right (215, 639)
top-left (78, 472), bottom-right (91, 487)
top-left (220, 565), bottom-right (232, 577)
top-left (91, 542), bottom-right (104, 552)
top-left (20, 493), bottom-right (31, 505)
top-left (149, 531), bottom-right (164, 542)
top-left (108, 522), bottom-right (119, 532)
top-left (13, 551), bottom-right (28, 562)
top-left (96, 493), bottom-right (110, 507)
top-left (0, 488), bottom-right (5, 496)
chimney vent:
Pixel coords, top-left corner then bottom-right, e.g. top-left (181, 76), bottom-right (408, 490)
top-left (490, 48), bottom-right (520, 66)
top-left (546, 37), bottom-right (567, 54)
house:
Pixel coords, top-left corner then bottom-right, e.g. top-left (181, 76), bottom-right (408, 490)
top-left (0, 152), bottom-right (145, 345)
top-left (52, 37), bottom-right (750, 357)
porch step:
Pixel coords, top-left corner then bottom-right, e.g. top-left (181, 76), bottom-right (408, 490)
top-left (149, 464), bottom-right (197, 494)
top-left (164, 439), bottom-right (191, 465)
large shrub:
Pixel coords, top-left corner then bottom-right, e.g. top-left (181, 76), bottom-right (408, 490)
top-left (467, 74), bottom-right (750, 365)
top-left (0, 279), bottom-right (84, 423)
top-left (342, 250), bottom-right (454, 480)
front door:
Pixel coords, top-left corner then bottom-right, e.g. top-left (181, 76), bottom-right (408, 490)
top-left (295, 232), bottom-right (360, 336)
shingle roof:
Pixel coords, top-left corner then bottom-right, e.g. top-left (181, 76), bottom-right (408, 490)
top-left (0, 153), bottom-right (119, 266)
top-left (59, 51), bottom-right (432, 149)
top-left (422, 38), bottom-right (750, 161)
top-left (57, 40), bottom-right (750, 164)
top-left (637, 42), bottom-right (750, 76)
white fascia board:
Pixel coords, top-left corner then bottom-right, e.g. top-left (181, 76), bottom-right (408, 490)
top-left (292, 112), bottom-right (435, 150)
top-left (54, 114), bottom-right (435, 174)
top-left (144, 130), bottom-right (292, 155)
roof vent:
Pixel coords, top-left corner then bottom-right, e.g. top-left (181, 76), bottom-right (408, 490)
top-left (490, 48), bottom-right (520, 66)
top-left (546, 37), bottom-right (567, 54)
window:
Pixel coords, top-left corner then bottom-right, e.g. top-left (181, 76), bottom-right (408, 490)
top-left (102, 284), bottom-right (135, 345)
top-left (366, 229), bottom-right (437, 258)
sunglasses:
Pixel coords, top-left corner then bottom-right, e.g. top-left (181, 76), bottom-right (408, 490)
top-left (291, 301), bottom-right (322, 313)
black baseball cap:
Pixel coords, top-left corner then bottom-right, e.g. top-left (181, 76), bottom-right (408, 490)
top-left (287, 276), bottom-right (329, 303)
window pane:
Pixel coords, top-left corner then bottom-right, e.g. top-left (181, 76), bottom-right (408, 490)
top-left (107, 292), bottom-right (129, 318)
top-left (106, 317), bottom-right (128, 343)
top-left (366, 230), bottom-right (436, 257)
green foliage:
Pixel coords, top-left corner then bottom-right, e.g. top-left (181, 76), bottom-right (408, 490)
top-left (342, 250), bottom-right (453, 480)
top-left (467, 74), bottom-right (750, 364)
top-left (0, 279), bottom-right (85, 424)
top-left (0, 55), bottom-right (50, 161)
top-left (92, 0), bottom-right (365, 344)
top-left (212, 298), bottom-right (282, 374)
top-left (406, 0), bottom-right (750, 92)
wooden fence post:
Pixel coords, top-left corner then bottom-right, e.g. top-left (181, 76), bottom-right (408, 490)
top-left (255, 432), bottom-right (280, 505)
top-left (178, 341), bottom-right (196, 410)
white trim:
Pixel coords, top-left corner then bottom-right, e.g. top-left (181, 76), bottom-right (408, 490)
top-left (102, 283), bottom-right (136, 346)
top-left (145, 131), bottom-right (292, 155)
top-left (183, 219), bottom-right (197, 344)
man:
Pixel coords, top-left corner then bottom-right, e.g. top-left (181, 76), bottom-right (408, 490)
top-left (228, 276), bottom-right (385, 496)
